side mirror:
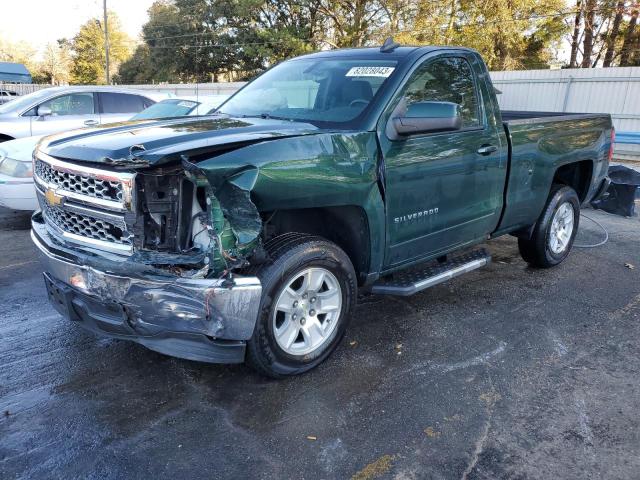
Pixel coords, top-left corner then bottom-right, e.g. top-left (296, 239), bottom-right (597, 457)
top-left (37, 106), bottom-right (52, 117)
top-left (389, 101), bottom-right (462, 138)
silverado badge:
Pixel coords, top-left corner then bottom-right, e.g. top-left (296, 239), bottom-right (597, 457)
top-left (45, 188), bottom-right (63, 207)
top-left (394, 208), bottom-right (439, 224)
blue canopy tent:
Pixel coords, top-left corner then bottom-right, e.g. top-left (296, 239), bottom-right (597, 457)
top-left (0, 62), bottom-right (32, 83)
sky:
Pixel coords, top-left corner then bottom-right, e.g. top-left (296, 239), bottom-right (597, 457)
top-left (0, 0), bottom-right (156, 56)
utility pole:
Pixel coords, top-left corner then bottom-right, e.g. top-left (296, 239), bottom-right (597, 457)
top-left (103, 0), bottom-right (110, 84)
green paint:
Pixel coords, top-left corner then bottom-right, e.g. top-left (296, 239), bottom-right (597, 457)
top-left (38, 47), bottom-right (612, 281)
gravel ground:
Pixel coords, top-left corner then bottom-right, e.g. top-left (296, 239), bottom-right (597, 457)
top-left (0, 206), bottom-right (639, 480)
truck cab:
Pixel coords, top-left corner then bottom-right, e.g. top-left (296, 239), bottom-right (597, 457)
top-left (376, 49), bottom-right (507, 267)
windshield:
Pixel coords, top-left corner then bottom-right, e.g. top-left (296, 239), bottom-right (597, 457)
top-left (219, 58), bottom-right (398, 127)
top-left (131, 99), bottom-right (200, 120)
top-left (0, 89), bottom-right (56, 114)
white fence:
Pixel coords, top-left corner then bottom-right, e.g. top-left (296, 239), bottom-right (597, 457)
top-left (0, 82), bottom-right (245, 97)
top-left (490, 67), bottom-right (640, 161)
top-left (116, 82), bottom-right (245, 96)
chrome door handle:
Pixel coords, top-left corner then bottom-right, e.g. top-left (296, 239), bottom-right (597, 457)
top-left (84, 119), bottom-right (99, 126)
top-left (477, 145), bottom-right (497, 155)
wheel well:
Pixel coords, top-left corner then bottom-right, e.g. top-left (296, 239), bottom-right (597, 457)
top-left (0, 134), bottom-right (14, 143)
top-left (261, 206), bottom-right (371, 285)
top-left (552, 160), bottom-right (593, 202)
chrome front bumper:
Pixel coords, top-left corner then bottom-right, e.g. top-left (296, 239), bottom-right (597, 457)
top-left (32, 216), bottom-right (262, 363)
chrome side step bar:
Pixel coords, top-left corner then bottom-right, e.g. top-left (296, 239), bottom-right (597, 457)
top-left (371, 249), bottom-right (491, 296)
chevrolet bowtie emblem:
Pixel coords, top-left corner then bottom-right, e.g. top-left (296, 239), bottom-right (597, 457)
top-left (45, 188), bottom-right (63, 207)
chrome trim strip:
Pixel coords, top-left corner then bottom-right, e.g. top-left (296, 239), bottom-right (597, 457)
top-left (51, 226), bottom-right (132, 254)
top-left (34, 150), bottom-right (135, 212)
top-left (33, 177), bottom-right (128, 213)
top-left (58, 198), bottom-right (128, 228)
top-left (36, 190), bottom-right (133, 255)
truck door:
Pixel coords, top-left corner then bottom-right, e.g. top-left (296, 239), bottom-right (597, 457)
top-left (378, 53), bottom-right (506, 268)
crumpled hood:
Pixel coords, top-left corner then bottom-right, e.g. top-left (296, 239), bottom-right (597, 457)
top-left (38, 115), bottom-right (321, 167)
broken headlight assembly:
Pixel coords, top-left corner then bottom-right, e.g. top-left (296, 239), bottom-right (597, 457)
top-left (133, 164), bottom-right (262, 277)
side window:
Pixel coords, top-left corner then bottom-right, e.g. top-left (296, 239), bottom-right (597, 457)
top-left (99, 93), bottom-right (147, 114)
top-left (39, 93), bottom-right (95, 116)
top-left (403, 57), bottom-right (481, 129)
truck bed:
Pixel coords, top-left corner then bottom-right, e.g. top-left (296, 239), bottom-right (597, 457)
top-left (501, 110), bottom-right (589, 123)
top-left (498, 110), bottom-right (612, 234)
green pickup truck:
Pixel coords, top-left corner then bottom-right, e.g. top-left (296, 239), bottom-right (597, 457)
top-left (32, 43), bottom-right (613, 377)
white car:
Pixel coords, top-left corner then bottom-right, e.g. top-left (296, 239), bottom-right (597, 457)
top-left (0, 95), bottom-right (230, 211)
top-left (0, 89), bottom-right (19, 105)
top-left (0, 86), bottom-right (170, 142)
top-left (129, 95), bottom-right (229, 120)
top-left (0, 135), bottom-right (43, 210)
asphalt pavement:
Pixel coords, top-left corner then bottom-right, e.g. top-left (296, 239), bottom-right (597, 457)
top-left (1, 206), bottom-right (639, 480)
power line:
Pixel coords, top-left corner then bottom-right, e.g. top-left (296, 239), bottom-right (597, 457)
top-left (133, 40), bottom-right (293, 50)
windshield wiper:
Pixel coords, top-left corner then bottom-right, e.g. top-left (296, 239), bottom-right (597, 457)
top-left (235, 113), bottom-right (291, 121)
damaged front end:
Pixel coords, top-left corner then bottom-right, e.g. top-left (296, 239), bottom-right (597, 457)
top-left (179, 155), bottom-right (263, 275)
top-left (31, 146), bottom-right (266, 363)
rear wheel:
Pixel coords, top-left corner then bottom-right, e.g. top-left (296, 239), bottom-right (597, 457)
top-left (518, 185), bottom-right (580, 268)
top-left (246, 234), bottom-right (356, 378)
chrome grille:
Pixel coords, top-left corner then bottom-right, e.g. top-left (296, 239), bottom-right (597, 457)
top-left (34, 151), bottom-right (136, 254)
top-left (42, 202), bottom-right (132, 247)
top-left (35, 159), bottom-right (123, 203)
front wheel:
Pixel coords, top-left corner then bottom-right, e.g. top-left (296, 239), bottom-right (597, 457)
top-left (246, 234), bottom-right (357, 378)
top-left (518, 184), bottom-right (580, 268)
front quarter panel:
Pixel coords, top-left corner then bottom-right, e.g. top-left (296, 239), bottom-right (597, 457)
top-left (194, 132), bottom-right (386, 274)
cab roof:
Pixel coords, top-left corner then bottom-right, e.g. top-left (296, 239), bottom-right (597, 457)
top-left (294, 45), bottom-right (477, 61)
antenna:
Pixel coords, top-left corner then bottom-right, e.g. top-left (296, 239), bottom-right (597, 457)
top-left (380, 37), bottom-right (400, 53)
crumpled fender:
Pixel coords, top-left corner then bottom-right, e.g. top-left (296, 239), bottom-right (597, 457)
top-left (188, 131), bottom-right (386, 277)
top-left (181, 156), bottom-right (263, 275)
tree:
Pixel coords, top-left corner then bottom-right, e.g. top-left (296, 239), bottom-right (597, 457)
top-left (569, 0), bottom-right (583, 67)
top-left (40, 41), bottom-right (72, 85)
top-left (603, 0), bottom-right (625, 66)
top-left (619, 7), bottom-right (639, 65)
top-left (71, 12), bottom-right (133, 84)
top-left (121, 0), bottom-right (572, 78)
top-left (120, 0), bottom-right (316, 83)
top-left (316, 0), bottom-right (389, 47)
top-left (0, 36), bottom-right (46, 81)
top-left (581, 0), bottom-right (597, 67)
top-left (113, 45), bottom-right (154, 84)
top-left (563, 0), bottom-right (640, 68)
top-left (386, 0), bottom-right (568, 70)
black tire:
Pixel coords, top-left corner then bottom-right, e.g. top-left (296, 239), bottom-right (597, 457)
top-left (518, 184), bottom-right (580, 268)
top-left (246, 233), bottom-right (357, 378)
